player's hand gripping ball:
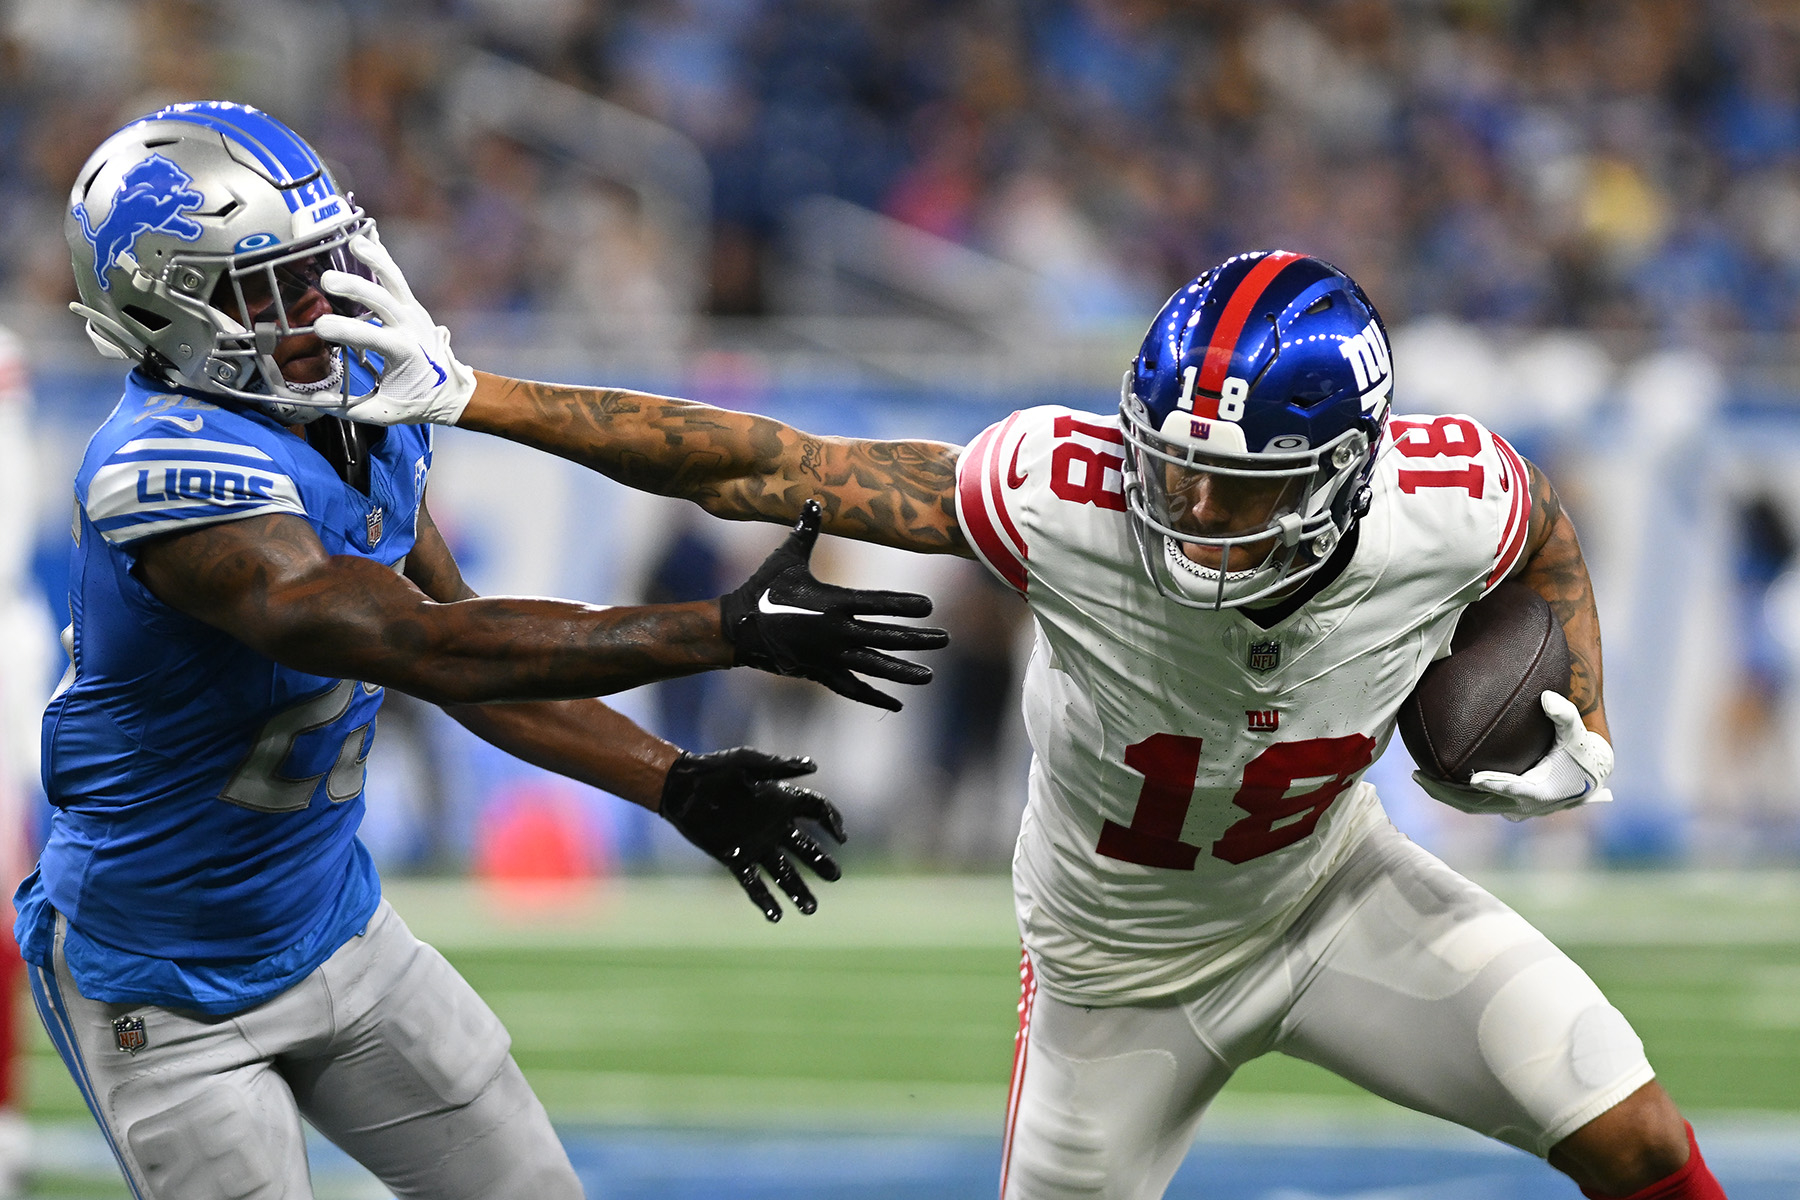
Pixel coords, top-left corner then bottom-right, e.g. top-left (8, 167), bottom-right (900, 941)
top-left (659, 747), bottom-right (848, 922)
top-left (315, 229), bottom-right (477, 425)
top-left (1400, 582), bottom-right (1612, 820)
top-left (720, 500), bottom-right (950, 711)
top-left (1421, 690), bottom-right (1614, 820)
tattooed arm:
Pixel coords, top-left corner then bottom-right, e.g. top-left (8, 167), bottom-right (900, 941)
top-left (1510, 459), bottom-right (1608, 741)
top-left (457, 371), bottom-right (972, 556)
top-left (402, 502), bottom-right (679, 808)
top-left (135, 511), bottom-right (731, 708)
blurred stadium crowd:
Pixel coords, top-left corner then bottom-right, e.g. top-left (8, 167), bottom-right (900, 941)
top-left (5, 0), bottom-right (1800, 876)
top-left (1, 0), bottom-right (1799, 334)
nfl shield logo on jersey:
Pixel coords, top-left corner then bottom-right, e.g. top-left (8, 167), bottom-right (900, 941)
top-left (113, 1014), bottom-right (147, 1054)
top-left (1248, 640), bottom-right (1281, 672)
top-left (365, 507), bottom-right (383, 547)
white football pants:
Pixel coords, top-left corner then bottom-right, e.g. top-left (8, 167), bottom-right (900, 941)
top-left (1000, 820), bottom-right (1654, 1200)
top-left (29, 898), bottom-right (582, 1200)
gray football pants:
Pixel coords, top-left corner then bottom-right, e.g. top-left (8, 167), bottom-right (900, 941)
top-left (1000, 821), bottom-right (1655, 1200)
top-left (28, 898), bottom-right (583, 1200)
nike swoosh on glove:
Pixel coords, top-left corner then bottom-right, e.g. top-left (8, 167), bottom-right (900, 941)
top-left (313, 228), bottom-right (476, 425)
top-left (1412, 691), bottom-right (1614, 821)
top-left (719, 500), bottom-right (950, 711)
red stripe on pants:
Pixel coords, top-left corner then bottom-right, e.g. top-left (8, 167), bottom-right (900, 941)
top-left (999, 948), bottom-right (1038, 1199)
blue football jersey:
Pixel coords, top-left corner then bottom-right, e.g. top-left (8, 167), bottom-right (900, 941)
top-left (16, 365), bottom-right (432, 1014)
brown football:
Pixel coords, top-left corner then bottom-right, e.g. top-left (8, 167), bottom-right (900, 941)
top-left (1397, 581), bottom-right (1570, 784)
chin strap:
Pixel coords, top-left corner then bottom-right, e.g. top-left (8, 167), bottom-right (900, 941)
top-left (68, 303), bottom-right (138, 361)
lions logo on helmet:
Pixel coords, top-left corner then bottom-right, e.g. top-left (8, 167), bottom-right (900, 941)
top-left (1120, 251), bottom-right (1393, 610)
top-left (73, 155), bottom-right (206, 292)
top-left (64, 101), bottom-right (372, 423)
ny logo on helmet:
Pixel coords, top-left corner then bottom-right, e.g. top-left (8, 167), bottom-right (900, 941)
top-left (74, 154), bottom-right (205, 292)
top-left (1338, 320), bottom-right (1392, 415)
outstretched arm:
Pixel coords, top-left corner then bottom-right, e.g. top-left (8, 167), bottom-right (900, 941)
top-left (458, 373), bottom-right (972, 556)
top-left (320, 230), bottom-right (970, 556)
top-left (137, 511), bottom-right (728, 707)
top-left (135, 500), bottom-right (943, 711)
top-left (401, 502), bottom-right (680, 805)
top-left (1511, 459), bottom-right (1607, 742)
top-left (410, 502), bottom-right (850, 922)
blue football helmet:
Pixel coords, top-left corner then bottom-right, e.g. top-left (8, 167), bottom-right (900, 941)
top-left (65, 101), bottom-right (371, 421)
top-left (1120, 251), bottom-right (1393, 609)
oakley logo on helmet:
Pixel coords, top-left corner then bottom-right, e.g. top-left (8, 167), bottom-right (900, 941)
top-left (74, 155), bottom-right (206, 291)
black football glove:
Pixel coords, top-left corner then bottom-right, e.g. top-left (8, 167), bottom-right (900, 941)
top-left (660, 747), bottom-right (848, 922)
top-left (720, 500), bottom-right (949, 711)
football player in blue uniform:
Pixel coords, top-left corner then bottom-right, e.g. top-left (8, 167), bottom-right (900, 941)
top-left (26, 101), bottom-right (948, 1200)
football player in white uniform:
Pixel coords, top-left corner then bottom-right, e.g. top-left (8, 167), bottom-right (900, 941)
top-left (329, 249), bottom-right (1729, 1200)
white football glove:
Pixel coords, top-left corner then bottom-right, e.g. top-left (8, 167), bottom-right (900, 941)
top-left (313, 230), bottom-right (476, 426)
top-left (1412, 691), bottom-right (1614, 822)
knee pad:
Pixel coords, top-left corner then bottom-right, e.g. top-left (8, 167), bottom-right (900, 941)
top-left (1478, 956), bottom-right (1650, 1152)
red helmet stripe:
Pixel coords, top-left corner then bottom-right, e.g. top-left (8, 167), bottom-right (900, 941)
top-left (1196, 251), bottom-right (1302, 404)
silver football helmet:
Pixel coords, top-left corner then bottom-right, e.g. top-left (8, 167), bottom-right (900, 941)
top-left (66, 101), bottom-right (370, 422)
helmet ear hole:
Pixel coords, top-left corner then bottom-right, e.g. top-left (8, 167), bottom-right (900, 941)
top-left (121, 304), bottom-right (171, 332)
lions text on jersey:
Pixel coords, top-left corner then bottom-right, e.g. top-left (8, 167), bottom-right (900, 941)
top-left (17, 364), bottom-right (432, 1014)
top-left (956, 406), bottom-right (1530, 1006)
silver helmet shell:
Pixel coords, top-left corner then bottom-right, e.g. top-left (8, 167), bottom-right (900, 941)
top-left (66, 101), bottom-right (368, 421)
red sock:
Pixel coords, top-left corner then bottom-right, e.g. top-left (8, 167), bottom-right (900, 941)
top-left (0, 920), bottom-right (20, 1111)
top-left (1579, 1124), bottom-right (1727, 1200)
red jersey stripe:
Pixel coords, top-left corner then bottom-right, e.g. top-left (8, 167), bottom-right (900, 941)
top-left (957, 421), bottom-right (1028, 593)
top-left (1196, 252), bottom-right (1302, 403)
top-left (986, 414), bottom-right (1029, 560)
top-left (1486, 434), bottom-right (1532, 589)
top-left (1494, 434), bottom-right (1527, 547)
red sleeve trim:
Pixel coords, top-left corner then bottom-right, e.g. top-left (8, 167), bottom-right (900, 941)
top-left (1485, 433), bottom-right (1531, 590)
top-left (988, 422), bottom-right (1029, 556)
top-left (957, 414), bottom-right (1028, 594)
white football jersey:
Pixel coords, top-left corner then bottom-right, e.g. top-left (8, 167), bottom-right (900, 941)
top-left (955, 406), bottom-right (1532, 1006)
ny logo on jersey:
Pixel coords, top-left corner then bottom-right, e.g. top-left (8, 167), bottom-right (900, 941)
top-left (1248, 640), bottom-right (1281, 672)
top-left (113, 1014), bottom-right (148, 1054)
top-left (1246, 709), bottom-right (1279, 732)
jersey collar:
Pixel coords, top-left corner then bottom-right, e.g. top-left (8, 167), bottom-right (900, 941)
top-left (1237, 522), bottom-right (1361, 631)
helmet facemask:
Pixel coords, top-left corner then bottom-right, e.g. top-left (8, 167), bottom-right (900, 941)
top-left (1121, 384), bottom-right (1373, 610)
top-left (196, 217), bottom-right (376, 418)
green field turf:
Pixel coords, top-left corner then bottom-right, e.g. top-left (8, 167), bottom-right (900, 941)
top-left (26, 870), bottom-right (1800, 1130)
